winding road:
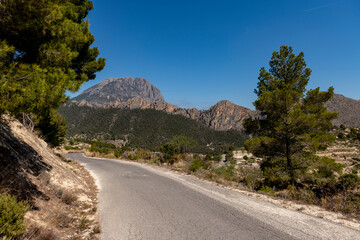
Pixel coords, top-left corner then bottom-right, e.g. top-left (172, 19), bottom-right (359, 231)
top-left (66, 153), bottom-right (360, 240)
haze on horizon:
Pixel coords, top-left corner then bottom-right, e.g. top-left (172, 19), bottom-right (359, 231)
top-left (67, 0), bottom-right (360, 110)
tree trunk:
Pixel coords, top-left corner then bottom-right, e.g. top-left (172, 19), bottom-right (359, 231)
top-left (286, 140), bottom-right (295, 185)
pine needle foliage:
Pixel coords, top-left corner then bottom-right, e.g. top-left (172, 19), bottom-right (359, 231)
top-left (0, 193), bottom-right (29, 239)
top-left (0, 0), bottom-right (105, 146)
top-left (243, 46), bottom-right (337, 187)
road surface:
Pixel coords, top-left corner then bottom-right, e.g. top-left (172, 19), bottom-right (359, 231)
top-left (66, 153), bottom-right (360, 240)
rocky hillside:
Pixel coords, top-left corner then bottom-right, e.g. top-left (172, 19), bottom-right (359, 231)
top-left (72, 77), bottom-right (165, 107)
top-left (0, 116), bottom-right (100, 239)
top-left (325, 94), bottom-right (360, 127)
top-left (104, 97), bottom-right (260, 131)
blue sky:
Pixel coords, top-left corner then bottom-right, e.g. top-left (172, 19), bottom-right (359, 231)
top-left (69, 0), bottom-right (360, 110)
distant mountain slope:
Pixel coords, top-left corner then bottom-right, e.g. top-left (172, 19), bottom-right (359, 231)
top-left (59, 105), bottom-right (247, 153)
top-left (69, 77), bottom-right (360, 131)
top-left (72, 77), bottom-right (165, 107)
top-left (103, 97), bottom-right (260, 131)
top-left (325, 94), bottom-right (360, 127)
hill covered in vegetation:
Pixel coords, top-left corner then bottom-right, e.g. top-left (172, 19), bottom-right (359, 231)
top-left (59, 105), bottom-right (247, 153)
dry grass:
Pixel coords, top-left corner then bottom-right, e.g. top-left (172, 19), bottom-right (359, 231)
top-left (22, 224), bottom-right (57, 240)
top-left (0, 117), bottom-right (101, 240)
top-left (61, 192), bottom-right (78, 205)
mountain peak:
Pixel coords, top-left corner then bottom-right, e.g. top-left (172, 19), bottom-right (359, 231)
top-left (72, 77), bottom-right (165, 107)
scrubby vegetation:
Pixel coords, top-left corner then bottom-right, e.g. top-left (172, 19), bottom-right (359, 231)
top-left (0, 193), bottom-right (29, 239)
top-left (60, 106), bottom-right (247, 153)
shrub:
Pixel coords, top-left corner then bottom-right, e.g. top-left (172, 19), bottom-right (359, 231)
top-left (287, 186), bottom-right (316, 204)
top-left (204, 154), bottom-right (212, 161)
top-left (0, 193), bottom-right (30, 239)
top-left (134, 149), bottom-right (152, 160)
top-left (338, 174), bottom-right (360, 190)
top-left (213, 164), bottom-right (236, 181)
top-left (213, 154), bottom-right (222, 162)
top-left (190, 158), bottom-right (203, 172)
top-left (258, 186), bottom-right (275, 195)
top-left (316, 157), bottom-right (343, 179)
top-left (337, 132), bottom-right (345, 140)
top-left (225, 151), bottom-right (233, 161)
top-left (239, 168), bottom-right (263, 190)
top-left (160, 143), bottom-right (177, 164)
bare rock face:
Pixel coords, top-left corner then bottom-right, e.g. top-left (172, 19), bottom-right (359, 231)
top-left (106, 98), bottom-right (258, 131)
top-left (201, 100), bottom-right (260, 131)
top-left (325, 94), bottom-right (360, 127)
top-left (72, 77), bottom-right (165, 107)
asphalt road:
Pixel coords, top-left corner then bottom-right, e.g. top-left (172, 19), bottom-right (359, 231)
top-left (66, 153), bottom-right (360, 240)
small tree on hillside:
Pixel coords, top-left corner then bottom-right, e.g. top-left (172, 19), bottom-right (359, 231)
top-left (243, 45), bottom-right (337, 187)
top-left (170, 135), bottom-right (196, 154)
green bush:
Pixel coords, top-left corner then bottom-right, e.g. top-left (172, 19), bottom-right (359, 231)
top-left (204, 154), bottom-right (212, 161)
top-left (190, 158), bottom-right (203, 172)
top-left (338, 174), bottom-right (360, 190)
top-left (337, 132), bottom-right (345, 140)
top-left (160, 143), bottom-right (177, 164)
top-left (258, 186), bottom-right (275, 195)
top-left (0, 193), bottom-right (30, 239)
top-left (213, 164), bottom-right (236, 181)
top-left (316, 157), bottom-right (343, 179)
top-left (225, 151), bottom-right (233, 161)
top-left (213, 154), bottom-right (222, 162)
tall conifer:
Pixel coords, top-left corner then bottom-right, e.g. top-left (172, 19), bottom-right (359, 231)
top-left (244, 46), bottom-right (337, 186)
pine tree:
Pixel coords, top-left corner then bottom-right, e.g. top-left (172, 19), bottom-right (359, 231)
top-left (0, 0), bottom-right (105, 146)
top-left (243, 46), bottom-right (337, 187)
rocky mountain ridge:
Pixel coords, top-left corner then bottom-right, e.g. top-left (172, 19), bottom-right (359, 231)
top-left (72, 77), bottom-right (165, 107)
top-left (69, 77), bottom-right (360, 130)
top-left (69, 96), bottom-right (260, 132)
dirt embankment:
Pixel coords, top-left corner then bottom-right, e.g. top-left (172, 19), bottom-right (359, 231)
top-left (0, 116), bottom-right (99, 239)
